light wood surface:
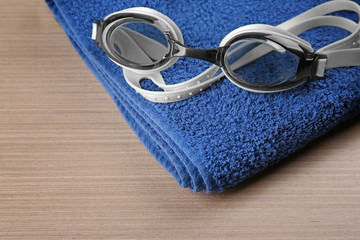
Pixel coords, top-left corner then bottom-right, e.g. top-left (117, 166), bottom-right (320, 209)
top-left (1, 1), bottom-right (360, 239)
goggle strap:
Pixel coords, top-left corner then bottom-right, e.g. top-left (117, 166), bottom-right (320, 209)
top-left (283, 16), bottom-right (357, 37)
top-left (123, 67), bottom-right (222, 103)
top-left (326, 49), bottom-right (360, 70)
top-left (278, 0), bottom-right (360, 72)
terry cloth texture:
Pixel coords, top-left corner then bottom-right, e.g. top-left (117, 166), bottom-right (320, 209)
top-left (46, 0), bottom-right (360, 193)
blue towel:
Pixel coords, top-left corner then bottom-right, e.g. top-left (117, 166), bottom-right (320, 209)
top-left (46, 0), bottom-right (360, 193)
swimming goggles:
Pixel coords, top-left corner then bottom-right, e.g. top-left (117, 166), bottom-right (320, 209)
top-left (92, 0), bottom-right (360, 103)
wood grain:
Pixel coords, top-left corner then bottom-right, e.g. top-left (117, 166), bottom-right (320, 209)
top-left (0, 1), bottom-right (360, 239)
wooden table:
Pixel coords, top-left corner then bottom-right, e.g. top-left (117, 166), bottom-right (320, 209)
top-left (1, 1), bottom-right (360, 239)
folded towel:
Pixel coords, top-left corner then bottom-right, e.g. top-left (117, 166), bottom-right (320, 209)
top-left (46, 0), bottom-right (360, 193)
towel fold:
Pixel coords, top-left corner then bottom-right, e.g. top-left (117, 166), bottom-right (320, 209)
top-left (46, 0), bottom-right (360, 192)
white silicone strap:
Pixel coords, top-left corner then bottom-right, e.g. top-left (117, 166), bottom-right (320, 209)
top-left (123, 65), bottom-right (222, 102)
top-left (125, 0), bottom-right (360, 103)
top-left (278, 0), bottom-right (360, 70)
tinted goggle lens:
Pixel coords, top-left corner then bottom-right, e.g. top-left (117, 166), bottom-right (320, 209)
top-left (224, 38), bottom-right (300, 87)
top-left (108, 21), bottom-right (169, 66)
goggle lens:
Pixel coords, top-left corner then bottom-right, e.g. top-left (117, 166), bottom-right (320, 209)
top-left (109, 21), bottom-right (169, 66)
top-left (224, 38), bottom-right (300, 87)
